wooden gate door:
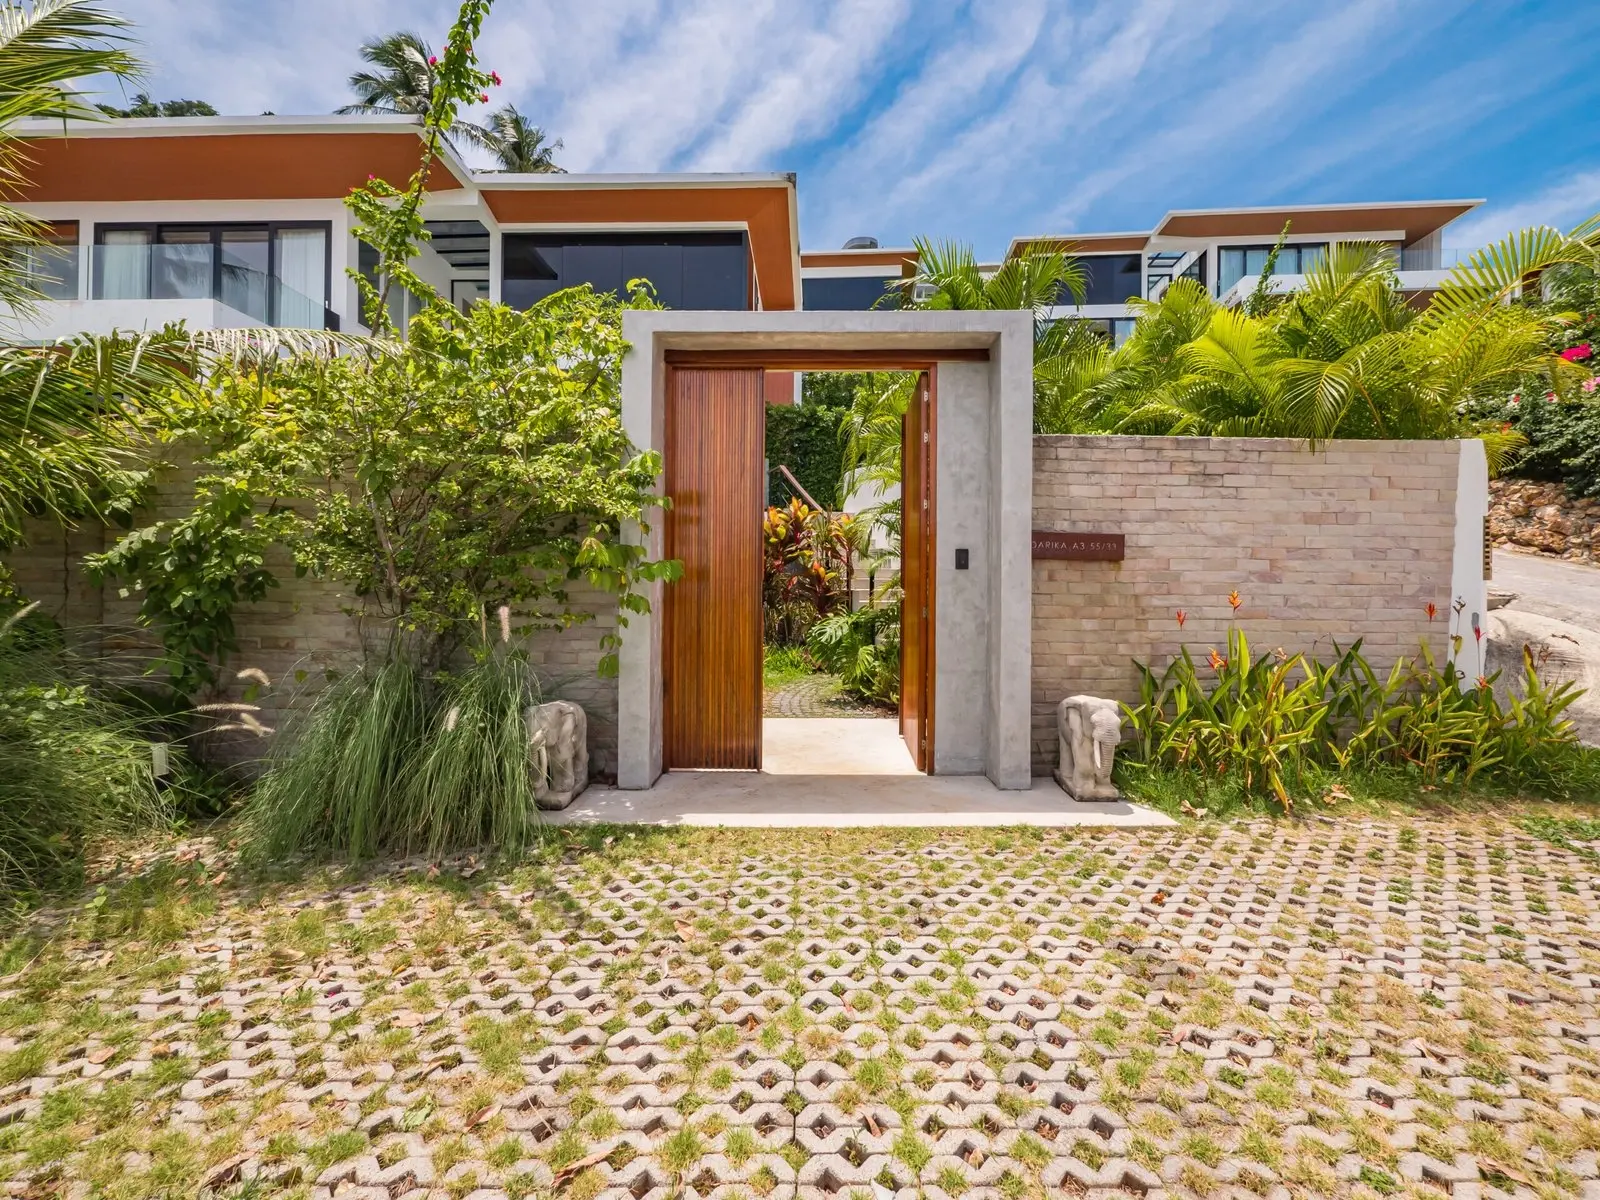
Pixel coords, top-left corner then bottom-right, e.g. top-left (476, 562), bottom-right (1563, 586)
top-left (899, 370), bottom-right (935, 771)
top-left (663, 367), bottom-right (765, 769)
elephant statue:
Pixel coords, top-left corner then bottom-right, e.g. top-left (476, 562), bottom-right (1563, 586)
top-left (527, 700), bottom-right (589, 810)
top-left (1054, 695), bottom-right (1123, 802)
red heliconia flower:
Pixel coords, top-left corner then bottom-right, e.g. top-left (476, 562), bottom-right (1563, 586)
top-left (1207, 648), bottom-right (1227, 671)
top-left (1425, 602), bottom-right (1437, 622)
top-left (1474, 625), bottom-right (1484, 642)
top-left (1227, 589), bottom-right (1242, 612)
top-left (1476, 675), bottom-right (1489, 690)
top-left (1175, 608), bottom-right (1187, 628)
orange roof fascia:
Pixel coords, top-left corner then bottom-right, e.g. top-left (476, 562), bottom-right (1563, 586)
top-left (484, 184), bottom-right (797, 310)
top-left (800, 248), bottom-right (917, 270)
top-left (1012, 235), bottom-right (1149, 256)
top-left (1157, 203), bottom-right (1479, 245)
top-left (14, 131), bottom-right (468, 203)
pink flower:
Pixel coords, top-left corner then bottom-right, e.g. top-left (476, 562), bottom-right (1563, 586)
top-left (428, 55), bottom-right (438, 66)
top-left (1583, 377), bottom-right (1598, 394)
top-left (1545, 391), bottom-right (1557, 402)
top-left (490, 70), bottom-right (502, 86)
top-left (480, 92), bottom-right (490, 103)
top-left (1561, 343), bottom-right (1592, 361)
top-left (1509, 395), bottom-right (1521, 406)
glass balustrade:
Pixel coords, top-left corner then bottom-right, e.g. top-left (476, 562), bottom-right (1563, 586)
top-left (91, 242), bottom-right (328, 327)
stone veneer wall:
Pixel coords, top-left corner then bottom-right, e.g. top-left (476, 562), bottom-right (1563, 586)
top-left (3, 469), bottom-right (620, 774)
top-left (1489, 478), bottom-right (1600, 563)
top-left (1031, 436), bottom-right (1462, 775)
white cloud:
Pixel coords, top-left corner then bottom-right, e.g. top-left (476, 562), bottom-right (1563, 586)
top-left (1447, 169), bottom-right (1600, 248)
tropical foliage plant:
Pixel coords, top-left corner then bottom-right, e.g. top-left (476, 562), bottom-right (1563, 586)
top-left (1124, 601), bottom-right (1591, 810)
top-left (762, 498), bottom-right (853, 646)
top-left (806, 603), bottom-right (900, 708)
top-left (337, 31), bottom-right (439, 117)
top-left (1036, 215), bottom-right (1600, 457)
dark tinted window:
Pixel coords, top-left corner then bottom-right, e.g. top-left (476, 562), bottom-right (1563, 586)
top-left (1070, 254), bottom-right (1142, 306)
top-left (802, 274), bottom-right (900, 311)
top-left (502, 231), bottom-right (749, 310)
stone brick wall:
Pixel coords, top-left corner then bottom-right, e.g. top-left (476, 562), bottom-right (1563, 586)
top-left (1031, 436), bottom-right (1462, 775)
top-left (2, 468), bottom-right (619, 775)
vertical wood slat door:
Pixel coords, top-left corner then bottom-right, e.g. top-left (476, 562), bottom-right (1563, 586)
top-left (663, 367), bottom-right (765, 770)
top-left (900, 371), bottom-right (934, 771)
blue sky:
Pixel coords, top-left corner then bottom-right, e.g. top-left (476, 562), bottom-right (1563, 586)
top-left (124, 0), bottom-right (1600, 258)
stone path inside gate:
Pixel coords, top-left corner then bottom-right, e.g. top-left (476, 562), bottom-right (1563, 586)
top-left (2, 816), bottom-right (1598, 1199)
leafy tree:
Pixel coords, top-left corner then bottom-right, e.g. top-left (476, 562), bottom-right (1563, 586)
top-left (96, 92), bottom-right (216, 117)
top-left (467, 103), bottom-right (562, 172)
top-left (337, 30), bottom-right (437, 117)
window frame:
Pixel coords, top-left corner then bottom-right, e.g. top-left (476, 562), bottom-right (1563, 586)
top-left (92, 220), bottom-right (333, 324)
top-left (1217, 242), bottom-right (1329, 294)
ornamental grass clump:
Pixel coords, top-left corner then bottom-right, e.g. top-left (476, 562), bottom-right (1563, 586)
top-left (0, 605), bottom-right (168, 905)
top-left (243, 638), bottom-right (546, 861)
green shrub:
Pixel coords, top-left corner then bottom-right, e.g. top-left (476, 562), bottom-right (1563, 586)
top-left (1488, 393), bottom-right (1600, 497)
top-left (0, 607), bottom-right (168, 905)
top-left (1125, 625), bottom-right (1592, 809)
top-left (807, 604), bottom-right (900, 707)
top-left (243, 649), bottom-right (548, 861)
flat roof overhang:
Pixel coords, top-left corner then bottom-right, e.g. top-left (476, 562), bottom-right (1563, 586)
top-left (1153, 199), bottom-right (1483, 244)
top-left (481, 175), bottom-right (800, 310)
top-left (13, 116), bottom-right (472, 202)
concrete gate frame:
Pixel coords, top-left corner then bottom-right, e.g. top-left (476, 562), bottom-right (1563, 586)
top-left (617, 310), bottom-right (1036, 792)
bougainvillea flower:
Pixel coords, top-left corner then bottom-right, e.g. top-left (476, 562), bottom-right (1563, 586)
top-left (491, 70), bottom-right (502, 86)
top-left (1175, 609), bottom-right (1187, 628)
top-left (1560, 343), bottom-right (1592, 361)
top-left (428, 55), bottom-right (438, 65)
top-left (1228, 589), bottom-right (1242, 612)
top-left (1584, 377), bottom-right (1598, 393)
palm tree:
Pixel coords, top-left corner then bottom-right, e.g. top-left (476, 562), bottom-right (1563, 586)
top-left (338, 31), bottom-right (437, 117)
top-left (0, 0), bottom-right (140, 314)
top-left (467, 104), bottom-right (563, 172)
top-left (901, 235), bottom-right (1085, 315)
top-left (1033, 221), bottom-right (1600, 463)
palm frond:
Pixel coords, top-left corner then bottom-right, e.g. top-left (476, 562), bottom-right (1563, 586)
top-left (0, 0), bottom-right (140, 116)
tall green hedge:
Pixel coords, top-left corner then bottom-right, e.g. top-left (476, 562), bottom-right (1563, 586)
top-left (766, 375), bottom-right (862, 509)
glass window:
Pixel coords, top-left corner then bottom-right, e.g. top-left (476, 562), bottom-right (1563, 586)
top-left (93, 222), bottom-right (329, 326)
top-left (1073, 254), bottom-right (1142, 306)
top-left (273, 227), bottom-right (326, 328)
top-left (220, 227), bottom-right (269, 321)
top-left (154, 228), bottom-right (212, 300)
top-left (503, 232), bottom-right (749, 310)
top-left (96, 228), bottom-right (149, 300)
top-left (802, 275), bottom-right (899, 311)
top-left (1218, 243), bottom-right (1330, 294)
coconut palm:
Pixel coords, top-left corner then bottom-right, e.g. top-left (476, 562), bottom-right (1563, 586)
top-left (0, 0), bottom-right (140, 314)
top-left (467, 104), bottom-right (563, 173)
top-left (338, 31), bottom-right (437, 117)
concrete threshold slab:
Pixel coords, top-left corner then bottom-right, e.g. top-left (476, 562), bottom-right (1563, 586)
top-left (546, 774), bottom-right (1176, 829)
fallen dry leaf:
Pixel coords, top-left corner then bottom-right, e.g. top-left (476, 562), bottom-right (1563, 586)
top-left (675, 921), bottom-right (696, 942)
top-left (551, 1149), bottom-right (611, 1190)
top-left (87, 1046), bottom-right (115, 1065)
top-left (465, 1103), bottom-right (499, 1130)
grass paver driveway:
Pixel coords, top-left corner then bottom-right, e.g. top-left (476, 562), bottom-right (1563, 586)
top-left (2, 815), bottom-right (1599, 1200)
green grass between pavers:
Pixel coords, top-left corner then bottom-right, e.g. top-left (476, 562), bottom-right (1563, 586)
top-left (1, 810), bottom-right (1598, 1198)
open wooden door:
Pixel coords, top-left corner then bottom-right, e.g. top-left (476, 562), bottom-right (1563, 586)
top-left (899, 370), bottom-right (935, 771)
top-left (663, 367), bottom-right (764, 770)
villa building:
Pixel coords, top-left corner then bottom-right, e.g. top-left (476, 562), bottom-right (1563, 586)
top-left (5, 114), bottom-right (1482, 362)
